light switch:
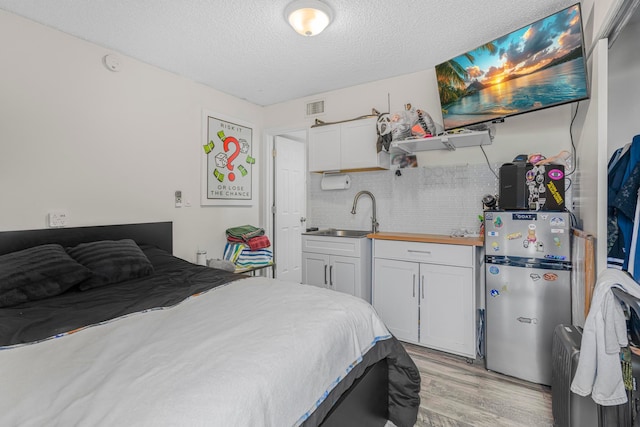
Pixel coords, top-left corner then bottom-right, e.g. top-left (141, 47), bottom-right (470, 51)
top-left (175, 190), bottom-right (183, 208)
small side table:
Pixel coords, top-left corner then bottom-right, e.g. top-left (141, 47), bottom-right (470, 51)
top-left (234, 263), bottom-right (275, 277)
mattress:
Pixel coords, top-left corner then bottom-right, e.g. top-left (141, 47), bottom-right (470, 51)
top-left (0, 246), bottom-right (420, 426)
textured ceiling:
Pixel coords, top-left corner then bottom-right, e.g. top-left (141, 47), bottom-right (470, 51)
top-left (0, 0), bottom-right (579, 106)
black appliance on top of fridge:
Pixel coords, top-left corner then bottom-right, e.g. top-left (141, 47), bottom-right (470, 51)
top-left (484, 210), bottom-right (572, 385)
top-left (499, 162), bottom-right (566, 211)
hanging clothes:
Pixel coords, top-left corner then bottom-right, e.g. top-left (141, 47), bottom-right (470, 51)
top-left (608, 135), bottom-right (640, 280)
top-left (628, 190), bottom-right (640, 278)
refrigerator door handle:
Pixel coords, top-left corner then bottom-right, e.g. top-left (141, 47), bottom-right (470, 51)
top-left (517, 317), bottom-right (538, 324)
top-left (421, 275), bottom-right (425, 299)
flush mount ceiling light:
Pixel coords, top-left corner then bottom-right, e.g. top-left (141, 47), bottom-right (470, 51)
top-left (285, 0), bottom-right (333, 37)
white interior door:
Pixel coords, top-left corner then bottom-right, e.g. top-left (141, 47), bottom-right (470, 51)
top-left (274, 134), bottom-right (306, 282)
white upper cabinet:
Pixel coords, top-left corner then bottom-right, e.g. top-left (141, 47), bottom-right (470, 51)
top-left (308, 117), bottom-right (390, 172)
top-left (308, 124), bottom-right (341, 172)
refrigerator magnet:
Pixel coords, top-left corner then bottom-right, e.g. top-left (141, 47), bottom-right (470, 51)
top-left (550, 217), bottom-right (566, 226)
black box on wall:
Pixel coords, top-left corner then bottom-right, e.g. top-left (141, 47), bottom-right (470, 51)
top-left (499, 163), bottom-right (566, 211)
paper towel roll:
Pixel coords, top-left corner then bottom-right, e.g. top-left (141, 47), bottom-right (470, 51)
top-left (321, 173), bottom-right (351, 190)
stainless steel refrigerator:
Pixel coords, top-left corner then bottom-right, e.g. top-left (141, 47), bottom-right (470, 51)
top-left (484, 210), bottom-right (571, 385)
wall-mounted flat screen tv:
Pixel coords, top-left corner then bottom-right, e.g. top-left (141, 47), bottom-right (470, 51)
top-left (435, 3), bottom-right (589, 131)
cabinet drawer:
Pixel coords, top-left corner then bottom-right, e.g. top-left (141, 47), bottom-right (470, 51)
top-left (302, 235), bottom-right (365, 257)
top-left (374, 239), bottom-right (472, 267)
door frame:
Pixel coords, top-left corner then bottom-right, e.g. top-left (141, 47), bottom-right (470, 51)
top-left (261, 124), bottom-right (309, 277)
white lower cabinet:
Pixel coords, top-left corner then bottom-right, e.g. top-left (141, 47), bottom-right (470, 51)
top-left (373, 258), bottom-right (419, 342)
top-left (301, 252), bottom-right (331, 288)
top-left (301, 235), bottom-right (372, 302)
top-left (301, 253), bottom-right (359, 296)
top-left (373, 239), bottom-right (479, 359)
top-left (419, 262), bottom-right (473, 356)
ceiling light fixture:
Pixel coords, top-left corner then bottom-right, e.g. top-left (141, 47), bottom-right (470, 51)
top-left (285, 0), bottom-right (333, 37)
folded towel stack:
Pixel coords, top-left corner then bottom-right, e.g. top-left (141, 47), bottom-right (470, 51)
top-left (225, 225), bottom-right (265, 242)
top-left (226, 234), bottom-right (271, 251)
top-left (224, 225), bottom-right (273, 271)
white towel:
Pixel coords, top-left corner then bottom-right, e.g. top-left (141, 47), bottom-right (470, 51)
top-left (571, 269), bottom-right (640, 405)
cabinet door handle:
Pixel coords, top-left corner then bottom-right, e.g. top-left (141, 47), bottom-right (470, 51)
top-left (421, 275), bottom-right (425, 299)
top-left (329, 265), bottom-right (333, 287)
top-left (407, 249), bottom-right (431, 254)
top-left (324, 264), bottom-right (328, 285)
top-left (412, 274), bottom-right (416, 298)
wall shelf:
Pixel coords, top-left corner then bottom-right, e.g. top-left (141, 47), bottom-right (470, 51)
top-left (390, 130), bottom-right (491, 153)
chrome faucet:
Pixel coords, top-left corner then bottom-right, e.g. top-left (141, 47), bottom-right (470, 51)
top-left (351, 190), bottom-right (379, 233)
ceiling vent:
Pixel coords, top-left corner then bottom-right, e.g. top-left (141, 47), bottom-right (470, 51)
top-left (306, 99), bottom-right (325, 117)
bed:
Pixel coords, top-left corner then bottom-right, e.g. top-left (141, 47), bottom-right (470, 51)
top-left (0, 222), bottom-right (420, 426)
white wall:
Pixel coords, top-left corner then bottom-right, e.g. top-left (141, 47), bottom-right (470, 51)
top-left (571, 39), bottom-right (609, 274)
top-left (2, 7), bottom-right (585, 263)
top-left (264, 55), bottom-right (576, 235)
top-left (608, 18), bottom-right (640, 156)
top-left (306, 164), bottom-right (498, 236)
top-left (580, 0), bottom-right (624, 52)
top-left (570, 8), bottom-right (640, 274)
top-left (264, 69), bottom-right (575, 169)
top-left (0, 11), bottom-right (264, 262)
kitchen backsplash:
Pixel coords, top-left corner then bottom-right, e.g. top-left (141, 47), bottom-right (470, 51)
top-left (307, 163), bottom-right (500, 236)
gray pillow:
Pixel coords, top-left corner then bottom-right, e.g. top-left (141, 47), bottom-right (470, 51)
top-left (67, 239), bottom-right (154, 290)
top-left (0, 244), bottom-right (92, 307)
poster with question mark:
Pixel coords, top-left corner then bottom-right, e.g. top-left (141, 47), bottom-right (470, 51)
top-left (201, 113), bottom-right (255, 206)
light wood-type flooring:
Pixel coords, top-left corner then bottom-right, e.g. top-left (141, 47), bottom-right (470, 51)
top-left (402, 342), bottom-right (554, 427)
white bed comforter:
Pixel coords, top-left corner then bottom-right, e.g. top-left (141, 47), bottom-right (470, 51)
top-left (0, 277), bottom-right (391, 426)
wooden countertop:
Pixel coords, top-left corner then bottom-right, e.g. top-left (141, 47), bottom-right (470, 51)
top-left (367, 231), bottom-right (484, 247)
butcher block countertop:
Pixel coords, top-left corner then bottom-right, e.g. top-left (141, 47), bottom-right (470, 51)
top-left (367, 232), bottom-right (484, 247)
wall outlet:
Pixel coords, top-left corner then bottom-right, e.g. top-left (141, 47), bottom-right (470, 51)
top-left (175, 190), bottom-right (183, 208)
top-left (48, 211), bottom-right (69, 228)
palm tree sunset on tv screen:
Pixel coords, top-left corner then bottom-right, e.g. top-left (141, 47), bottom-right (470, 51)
top-left (436, 3), bottom-right (588, 130)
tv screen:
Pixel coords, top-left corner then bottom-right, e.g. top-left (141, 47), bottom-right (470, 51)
top-left (435, 3), bottom-right (589, 131)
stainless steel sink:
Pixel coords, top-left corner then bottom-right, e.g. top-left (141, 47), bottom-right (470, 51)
top-left (304, 228), bottom-right (370, 238)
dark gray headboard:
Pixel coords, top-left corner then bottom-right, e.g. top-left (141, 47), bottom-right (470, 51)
top-left (0, 222), bottom-right (173, 256)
